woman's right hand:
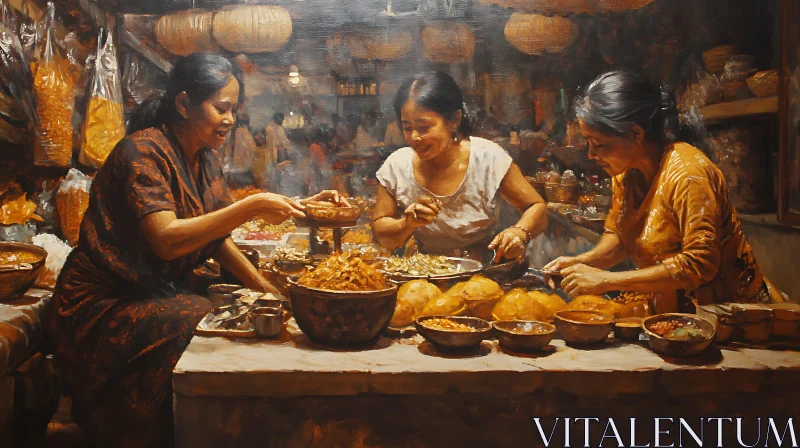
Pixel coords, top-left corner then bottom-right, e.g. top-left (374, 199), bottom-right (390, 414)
top-left (403, 196), bottom-right (441, 229)
top-left (543, 256), bottom-right (581, 274)
top-left (251, 193), bottom-right (306, 223)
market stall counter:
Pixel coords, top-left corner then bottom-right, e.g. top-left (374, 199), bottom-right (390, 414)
top-left (173, 324), bottom-right (800, 448)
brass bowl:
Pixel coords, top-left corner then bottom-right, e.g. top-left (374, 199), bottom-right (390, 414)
top-left (642, 313), bottom-right (715, 357)
top-left (0, 242), bottom-right (47, 303)
top-left (415, 316), bottom-right (492, 352)
top-left (288, 279), bottom-right (397, 345)
top-left (554, 310), bottom-right (613, 346)
top-left (493, 320), bottom-right (556, 352)
top-left (303, 202), bottom-right (362, 225)
top-left (614, 317), bottom-right (644, 342)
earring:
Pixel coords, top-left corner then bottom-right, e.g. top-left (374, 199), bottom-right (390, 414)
top-left (452, 131), bottom-right (458, 142)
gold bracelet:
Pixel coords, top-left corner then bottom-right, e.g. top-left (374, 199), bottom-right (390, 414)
top-left (510, 225), bottom-right (532, 243)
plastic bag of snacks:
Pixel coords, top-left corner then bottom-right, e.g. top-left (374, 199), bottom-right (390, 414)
top-left (56, 168), bottom-right (91, 246)
top-left (0, 0), bottom-right (37, 127)
top-left (31, 233), bottom-right (71, 288)
top-left (79, 28), bottom-right (124, 169)
top-left (31, 2), bottom-right (74, 168)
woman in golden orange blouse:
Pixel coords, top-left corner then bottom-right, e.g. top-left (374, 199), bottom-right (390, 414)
top-left (545, 70), bottom-right (784, 313)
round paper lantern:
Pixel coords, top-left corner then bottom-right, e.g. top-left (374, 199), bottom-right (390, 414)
top-left (154, 9), bottom-right (219, 56)
top-left (475, 0), bottom-right (602, 16)
top-left (504, 12), bottom-right (578, 55)
top-left (212, 5), bottom-right (292, 54)
top-left (343, 29), bottom-right (413, 61)
top-left (420, 21), bottom-right (475, 63)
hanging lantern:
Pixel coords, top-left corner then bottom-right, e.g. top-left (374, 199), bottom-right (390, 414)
top-left (154, 9), bottom-right (219, 56)
top-left (420, 21), bottom-right (475, 64)
top-left (475, 0), bottom-right (602, 16)
top-left (212, 5), bottom-right (292, 54)
top-left (343, 29), bottom-right (413, 61)
top-left (504, 12), bottom-right (578, 55)
top-left (598, 0), bottom-right (655, 12)
top-left (326, 33), bottom-right (359, 76)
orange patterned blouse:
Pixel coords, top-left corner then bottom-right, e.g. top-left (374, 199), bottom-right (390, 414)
top-left (604, 142), bottom-right (763, 306)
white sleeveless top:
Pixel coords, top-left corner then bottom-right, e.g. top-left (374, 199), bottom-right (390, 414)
top-left (376, 137), bottom-right (513, 255)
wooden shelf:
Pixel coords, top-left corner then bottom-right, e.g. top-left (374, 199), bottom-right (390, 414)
top-left (699, 97), bottom-right (778, 121)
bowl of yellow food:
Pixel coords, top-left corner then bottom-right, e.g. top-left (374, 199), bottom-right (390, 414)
top-left (415, 316), bottom-right (492, 351)
top-left (0, 242), bottom-right (47, 302)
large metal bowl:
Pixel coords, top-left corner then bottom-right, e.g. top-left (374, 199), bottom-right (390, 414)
top-left (287, 279), bottom-right (397, 346)
top-left (377, 257), bottom-right (484, 283)
top-left (0, 242), bottom-right (47, 303)
top-left (642, 313), bottom-right (715, 357)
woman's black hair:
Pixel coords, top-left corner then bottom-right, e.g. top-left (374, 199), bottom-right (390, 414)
top-left (574, 69), bottom-right (674, 144)
top-left (393, 71), bottom-right (473, 137)
top-left (127, 53), bottom-right (243, 135)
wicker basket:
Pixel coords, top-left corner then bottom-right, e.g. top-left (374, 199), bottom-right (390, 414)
top-left (525, 176), bottom-right (547, 198)
top-left (702, 45), bottom-right (735, 75)
top-left (746, 70), bottom-right (778, 98)
top-left (545, 183), bottom-right (578, 204)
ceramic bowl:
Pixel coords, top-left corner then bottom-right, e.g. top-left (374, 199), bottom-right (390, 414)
top-left (493, 320), bottom-right (556, 352)
top-left (554, 310), bottom-right (614, 346)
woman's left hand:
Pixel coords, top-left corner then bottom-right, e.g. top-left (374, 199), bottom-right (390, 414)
top-left (302, 190), bottom-right (349, 206)
top-left (488, 227), bottom-right (528, 262)
top-left (560, 264), bottom-right (615, 297)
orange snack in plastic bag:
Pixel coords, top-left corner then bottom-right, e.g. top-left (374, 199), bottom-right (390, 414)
top-left (33, 62), bottom-right (74, 167)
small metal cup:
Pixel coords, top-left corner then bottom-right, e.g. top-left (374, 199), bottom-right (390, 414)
top-left (250, 307), bottom-right (285, 338)
top-left (207, 284), bottom-right (240, 309)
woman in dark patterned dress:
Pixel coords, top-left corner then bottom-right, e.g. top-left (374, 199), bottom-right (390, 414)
top-left (47, 53), bottom-right (343, 447)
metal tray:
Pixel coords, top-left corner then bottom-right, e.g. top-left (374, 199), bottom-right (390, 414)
top-left (196, 313), bottom-right (256, 338)
top-left (376, 257), bottom-right (484, 282)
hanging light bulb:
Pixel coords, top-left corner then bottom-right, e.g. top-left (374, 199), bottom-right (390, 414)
top-left (288, 64), bottom-right (300, 86)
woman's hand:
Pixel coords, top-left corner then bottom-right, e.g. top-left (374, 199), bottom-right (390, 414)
top-left (251, 193), bottom-right (306, 223)
top-left (560, 264), bottom-right (615, 297)
top-left (488, 227), bottom-right (527, 262)
top-left (403, 196), bottom-right (441, 230)
top-left (301, 190), bottom-right (349, 206)
top-left (543, 256), bottom-right (582, 274)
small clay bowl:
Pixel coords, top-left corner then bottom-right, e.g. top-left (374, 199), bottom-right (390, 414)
top-left (642, 313), bottom-right (715, 357)
top-left (415, 316), bottom-right (492, 352)
top-left (493, 320), bottom-right (556, 352)
top-left (614, 317), bottom-right (644, 342)
top-left (554, 310), bottom-right (614, 346)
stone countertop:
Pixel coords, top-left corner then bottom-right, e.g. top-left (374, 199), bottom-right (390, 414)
top-left (174, 322), bottom-right (800, 399)
top-left (0, 288), bottom-right (53, 376)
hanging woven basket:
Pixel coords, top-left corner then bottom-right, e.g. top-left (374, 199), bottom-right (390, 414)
top-left (212, 5), bottom-right (292, 54)
top-left (420, 21), bottom-right (475, 64)
top-left (504, 12), bottom-right (578, 55)
top-left (154, 9), bottom-right (219, 56)
top-left (343, 29), bottom-right (413, 61)
top-left (475, 0), bottom-right (603, 16)
top-left (597, 0), bottom-right (655, 12)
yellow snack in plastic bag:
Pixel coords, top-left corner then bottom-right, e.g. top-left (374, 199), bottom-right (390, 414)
top-left (80, 96), bottom-right (125, 168)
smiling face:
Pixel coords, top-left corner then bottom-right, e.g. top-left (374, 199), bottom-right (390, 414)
top-left (580, 120), bottom-right (642, 177)
top-left (182, 76), bottom-right (240, 150)
top-left (400, 99), bottom-right (460, 161)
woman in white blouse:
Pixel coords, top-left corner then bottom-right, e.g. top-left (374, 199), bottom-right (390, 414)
top-left (373, 72), bottom-right (547, 263)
